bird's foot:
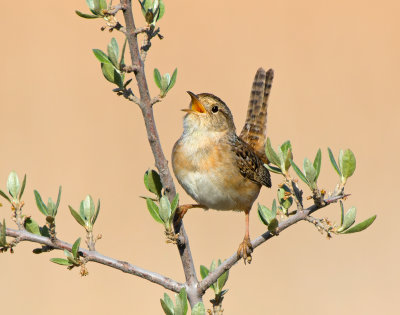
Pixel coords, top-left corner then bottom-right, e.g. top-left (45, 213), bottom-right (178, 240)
top-left (175, 204), bottom-right (208, 223)
top-left (237, 236), bottom-right (253, 264)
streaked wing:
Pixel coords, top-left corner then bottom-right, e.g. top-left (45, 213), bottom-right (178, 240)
top-left (239, 67), bottom-right (274, 163)
top-left (232, 136), bottom-right (272, 188)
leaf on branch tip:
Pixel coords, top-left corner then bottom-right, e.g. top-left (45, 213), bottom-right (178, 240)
top-left (34, 190), bottom-right (48, 216)
top-left (24, 218), bottom-right (41, 236)
top-left (341, 215), bottom-right (376, 234)
top-left (337, 206), bottom-right (356, 232)
top-left (50, 258), bottom-right (73, 266)
top-left (146, 198), bottom-right (163, 223)
top-left (69, 206), bottom-right (86, 228)
top-left (328, 147), bottom-right (341, 177)
top-left (75, 10), bottom-right (99, 19)
top-left (265, 138), bottom-right (280, 167)
top-left (289, 159), bottom-right (309, 185)
top-left (72, 237), bottom-right (81, 259)
top-left (7, 171), bottom-right (20, 199)
top-left (93, 49), bottom-right (112, 65)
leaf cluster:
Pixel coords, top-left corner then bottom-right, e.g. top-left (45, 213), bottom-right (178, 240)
top-left (154, 68), bottom-right (177, 97)
top-left (75, 0), bottom-right (108, 19)
top-left (161, 288), bottom-right (205, 315)
top-left (144, 170), bottom-right (179, 230)
top-left (69, 195), bottom-right (101, 232)
top-left (337, 201), bottom-right (376, 234)
top-left (0, 171), bottom-right (27, 203)
top-left (50, 237), bottom-right (82, 267)
top-left (139, 0), bottom-right (165, 25)
top-left (258, 200), bottom-right (279, 233)
top-left (93, 38), bottom-right (128, 89)
top-left (200, 259), bottom-right (229, 305)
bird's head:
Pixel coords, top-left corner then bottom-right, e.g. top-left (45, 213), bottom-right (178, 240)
top-left (182, 91), bottom-right (236, 133)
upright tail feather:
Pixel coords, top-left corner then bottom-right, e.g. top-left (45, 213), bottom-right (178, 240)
top-left (239, 67), bottom-right (274, 163)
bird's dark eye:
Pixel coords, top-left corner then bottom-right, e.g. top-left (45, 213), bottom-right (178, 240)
top-left (211, 106), bottom-right (219, 113)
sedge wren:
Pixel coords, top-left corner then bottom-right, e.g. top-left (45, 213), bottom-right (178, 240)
top-left (172, 68), bottom-right (273, 263)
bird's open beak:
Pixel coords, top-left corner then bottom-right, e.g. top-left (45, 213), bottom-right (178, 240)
top-left (182, 91), bottom-right (206, 113)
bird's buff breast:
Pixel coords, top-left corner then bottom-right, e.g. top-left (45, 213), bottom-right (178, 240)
top-left (172, 132), bottom-right (260, 211)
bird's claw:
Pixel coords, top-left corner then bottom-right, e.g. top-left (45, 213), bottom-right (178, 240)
top-left (237, 237), bottom-right (253, 264)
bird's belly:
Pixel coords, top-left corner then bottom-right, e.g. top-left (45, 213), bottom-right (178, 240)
top-left (176, 168), bottom-right (260, 211)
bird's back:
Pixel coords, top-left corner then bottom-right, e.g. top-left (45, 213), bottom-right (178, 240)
top-left (239, 68), bottom-right (274, 164)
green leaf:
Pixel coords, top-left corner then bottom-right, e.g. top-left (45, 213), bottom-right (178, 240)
top-left (158, 0), bottom-right (165, 20)
top-left (280, 141), bottom-right (292, 171)
top-left (93, 49), bottom-right (112, 65)
top-left (75, 10), bottom-right (99, 19)
top-left (54, 186), bottom-right (62, 217)
top-left (169, 194), bottom-right (179, 223)
top-left (47, 198), bottom-right (56, 217)
top-left (166, 68), bottom-right (178, 93)
top-left (268, 218), bottom-right (279, 233)
top-left (0, 190), bottom-right (11, 203)
top-left (277, 185), bottom-right (292, 210)
top-left (92, 199), bottom-right (100, 225)
top-left (72, 237), bottom-right (81, 259)
top-left (18, 174), bottom-right (27, 199)
top-left (264, 164), bottom-right (282, 174)
top-left (289, 159), bottom-right (309, 185)
top-left (89, 0), bottom-right (101, 14)
top-left (342, 215), bottom-right (376, 234)
top-left (99, 0), bottom-right (107, 11)
top-left (144, 169), bottom-right (163, 198)
top-left (340, 201), bottom-right (344, 226)
top-left (101, 63), bottom-right (124, 88)
top-left (24, 218), bottom-right (41, 235)
top-left (340, 149), bottom-right (356, 179)
top-left (200, 265), bottom-right (209, 279)
top-left (175, 288), bottom-right (188, 315)
top-left (160, 298), bottom-right (174, 315)
top-left (69, 206), bottom-right (86, 228)
top-left (83, 195), bottom-right (95, 223)
top-left (146, 198), bottom-right (163, 223)
top-left (120, 39), bottom-right (127, 67)
top-left (163, 293), bottom-right (174, 313)
top-left (161, 73), bottom-right (170, 93)
top-left (217, 268), bottom-right (229, 294)
top-left (154, 68), bottom-right (162, 89)
top-left (34, 190), bottom-right (48, 216)
top-left (337, 206), bottom-right (356, 232)
top-left (0, 219), bottom-right (6, 246)
top-left (86, 0), bottom-right (96, 13)
top-left (191, 302), bottom-right (206, 315)
top-left (313, 149), bottom-right (322, 181)
top-left (40, 225), bottom-right (50, 237)
top-left (258, 203), bottom-right (275, 225)
top-left (108, 38), bottom-right (119, 68)
top-left (303, 158), bottom-right (317, 186)
top-left (209, 260), bottom-right (217, 272)
top-left (7, 171), bottom-right (20, 199)
top-left (159, 195), bottom-right (171, 223)
top-left (50, 258), bottom-right (73, 266)
top-left (265, 138), bottom-right (281, 167)
top-left (328, 147), bottom-right (341, 176)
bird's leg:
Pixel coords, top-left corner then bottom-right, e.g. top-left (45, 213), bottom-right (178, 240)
top-left (175, 204), bottom-right (208, 222)
top-left (237, 209), bottom-right (253, 264)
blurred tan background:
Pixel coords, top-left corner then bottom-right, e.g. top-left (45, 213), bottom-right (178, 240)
top-left (1, 0), bottom-right (399, 314)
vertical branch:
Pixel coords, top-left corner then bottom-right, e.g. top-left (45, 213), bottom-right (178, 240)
top-left (119, 0), bottom-right (202, 307)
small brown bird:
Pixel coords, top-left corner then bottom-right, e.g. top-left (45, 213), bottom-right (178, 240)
top-left (172, 68), bottom-right (273, 263)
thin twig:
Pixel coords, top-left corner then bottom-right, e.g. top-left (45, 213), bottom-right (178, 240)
top-left (5, 227), bottom-right (184, 292)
